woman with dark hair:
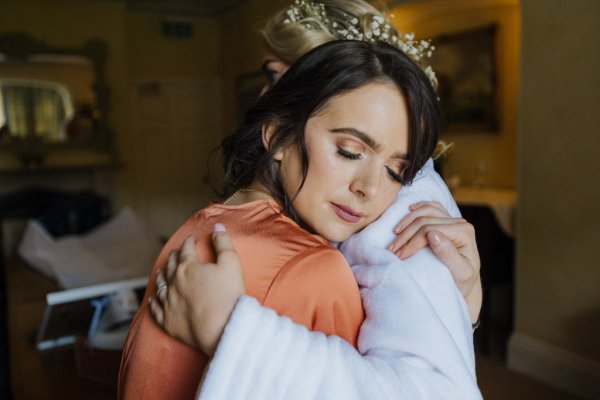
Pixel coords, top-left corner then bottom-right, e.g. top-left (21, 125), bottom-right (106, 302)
top-left (259, 0), bottom-right (481, 320)
top-left (119, 40), bottom-right (476, 399)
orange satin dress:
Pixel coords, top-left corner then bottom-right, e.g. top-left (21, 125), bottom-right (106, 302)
top-left (118, 199), bottom-right (365, 400)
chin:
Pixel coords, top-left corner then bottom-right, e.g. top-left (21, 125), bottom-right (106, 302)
top-left (320, 228), bottom-right (354, 244)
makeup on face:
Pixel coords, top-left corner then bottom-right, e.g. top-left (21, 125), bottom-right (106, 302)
top-left (274, 82), bottom-right (410, 243)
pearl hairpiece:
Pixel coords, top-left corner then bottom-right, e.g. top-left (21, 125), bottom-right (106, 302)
top-left (283, 0), bottom-right (438, 88)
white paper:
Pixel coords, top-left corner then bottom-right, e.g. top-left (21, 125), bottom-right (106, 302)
top-left (18, 208), bottom-right (162, 289)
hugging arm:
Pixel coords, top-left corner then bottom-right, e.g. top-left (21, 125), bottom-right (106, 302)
top-left (197, 162), bottom-right (481, 399)
top-left (151, 162), bottom-right (483, 399)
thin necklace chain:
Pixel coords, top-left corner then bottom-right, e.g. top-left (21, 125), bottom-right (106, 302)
top-left (222, 188), bottom-right (265, 205)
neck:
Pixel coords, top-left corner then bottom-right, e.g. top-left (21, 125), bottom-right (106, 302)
top-left (223, 181), bottom-right (272, 205)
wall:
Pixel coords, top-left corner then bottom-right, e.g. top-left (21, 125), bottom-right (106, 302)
top-left (219, 0), bottom-right (289, 135)
top-left (390, 0), bottom-right (520, 189)
top-left (119, 11), bottom-right (223, 235)
top-left (507, 0), bottom-right (600, 398)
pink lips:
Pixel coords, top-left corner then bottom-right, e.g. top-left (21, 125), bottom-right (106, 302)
top-left (331, 203), bottom-right (365, 223)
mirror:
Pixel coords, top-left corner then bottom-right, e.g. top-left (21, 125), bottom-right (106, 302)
top-left (0, 32), bottom-right (113, 167)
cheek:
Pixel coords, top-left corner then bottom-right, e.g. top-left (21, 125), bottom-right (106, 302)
top-left (304, 142), bottom-right (342, 182)
top-left (278, 147), bottom-right (305, 194)
top-left (374, 185), bottom-right (401, 216)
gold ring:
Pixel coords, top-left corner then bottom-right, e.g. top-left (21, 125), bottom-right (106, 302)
top-left (156, 282), bottom-right (168, 296)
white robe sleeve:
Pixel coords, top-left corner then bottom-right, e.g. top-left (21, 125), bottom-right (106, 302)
top-left (197, 160), bottom-right (483, 400)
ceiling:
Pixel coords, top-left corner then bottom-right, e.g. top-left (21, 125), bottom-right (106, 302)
top-left (87, 0), bottom-right (414, 17)
top-left (104, 0), bottom-right (409, 16)
top-left (113, 0), bottom-right (251, 16)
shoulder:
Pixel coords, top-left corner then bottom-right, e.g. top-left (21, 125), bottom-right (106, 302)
top-left (264, 244), bottom-right (363, 345)
top-left (284, 244), bottom-right (353, 283)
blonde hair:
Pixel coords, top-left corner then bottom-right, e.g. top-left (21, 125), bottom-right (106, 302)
top-left (261, 0), bottom-right (399, 65)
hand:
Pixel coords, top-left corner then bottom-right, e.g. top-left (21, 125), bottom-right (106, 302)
top-left (387, 201), bottom-right (482, 322)
top-left (149, 225), bottom-right (246, 356)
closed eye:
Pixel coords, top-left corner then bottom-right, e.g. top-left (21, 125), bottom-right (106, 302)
top-left (337, 147), bottom-right (362, 160)
top-left (262, 67), bottom-right (277, 86)
top-left (386, 166), bottom-right (405, 184)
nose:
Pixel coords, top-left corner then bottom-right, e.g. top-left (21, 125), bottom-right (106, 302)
top-left (350, 161), bottom-right (382, 200)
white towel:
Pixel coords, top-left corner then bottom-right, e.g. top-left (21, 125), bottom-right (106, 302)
top-left (198, 160), bottom-right (483, 399)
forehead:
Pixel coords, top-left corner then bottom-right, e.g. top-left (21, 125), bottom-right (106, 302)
top-left (310, 82), bottom-right (410, 154)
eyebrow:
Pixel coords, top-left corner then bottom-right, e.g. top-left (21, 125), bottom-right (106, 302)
top-left (329, 127), bottom-right (408, 159)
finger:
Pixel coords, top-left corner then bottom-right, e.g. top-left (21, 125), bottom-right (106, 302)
top-left (409, 201), bottom-right (446, 213)
top-left (426, 230), bottom-right (475, 285)
top-left (425, 221), bottom-right (479, 268)
top-left (149, 298), bottom-right (165, 327)
top-left (400, 222), bottom-right (477, 262)
top-left (155, 268), bottom-right (168, 304)
top-left (394, 234), bottom-right (428, 260)
top-left (212, 224), bottom-right (239, 265)
top-left (390, 216), bottom-right (463, 253)
top-left (180, 236), bottom-right (198, 264)
top-left (166, 250), bottom-right (178, 281)
top-left (393, 203), bottom-right (453, 234)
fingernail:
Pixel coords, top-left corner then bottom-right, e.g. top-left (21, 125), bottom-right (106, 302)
top-left (148, 297), bottom-right (152, 304)
top-left (214, 223), bottom-right (226, 233)
top-left (428, 231), bottom-right (442, 246)
top-left (387, 244), bottom-right (394, 252)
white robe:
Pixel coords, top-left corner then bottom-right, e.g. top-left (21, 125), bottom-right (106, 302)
top-left (197, 160), bottom-right (483, 399)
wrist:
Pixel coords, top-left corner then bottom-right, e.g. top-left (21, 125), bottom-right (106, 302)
top-left (197, 295), bottom-right (242, 356)
top-left (465, 277), bottom-right (483, 325)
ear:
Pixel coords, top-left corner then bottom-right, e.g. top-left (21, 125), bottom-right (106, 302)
top-left (262, 122), bottom-right (284, 161)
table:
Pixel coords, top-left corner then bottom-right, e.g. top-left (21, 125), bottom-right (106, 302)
top-left (6, 256), bottom-right (118, 400)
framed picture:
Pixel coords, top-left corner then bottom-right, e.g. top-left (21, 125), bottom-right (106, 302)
top-left (429, 25), bottom-right (498, 132)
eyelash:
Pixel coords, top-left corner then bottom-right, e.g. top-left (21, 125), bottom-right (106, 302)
top-left (386, 166), bottom-right (405, 184)
top-left (337, 148), bottom-right (405, 184)
top-left (337, 148), bottom-right (361, 160)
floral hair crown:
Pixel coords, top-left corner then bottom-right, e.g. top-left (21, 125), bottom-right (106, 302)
top-left (283, 0), bottom-right (437, 87)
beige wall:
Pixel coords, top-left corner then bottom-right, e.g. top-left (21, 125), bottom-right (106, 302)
top-left (118, 11), bottom-right (222, 232)
top-left (219, 0), bottom-right (289, 135)
top-left (390, 0), bottom-right (521, 189)
top-left (515, 0), bottom-right (600, 362)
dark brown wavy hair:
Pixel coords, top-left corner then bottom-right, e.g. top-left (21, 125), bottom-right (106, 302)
top-left (221, 40), bottom-right (440, 224)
